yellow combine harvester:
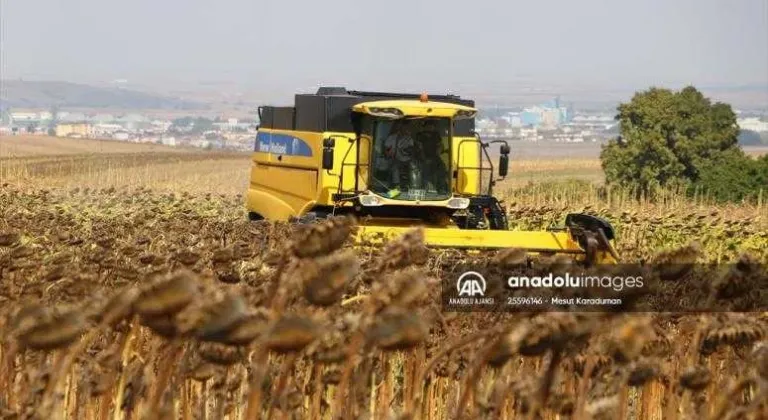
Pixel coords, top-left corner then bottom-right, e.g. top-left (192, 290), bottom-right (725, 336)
top-left (247, 87), bottom-right (618, 264)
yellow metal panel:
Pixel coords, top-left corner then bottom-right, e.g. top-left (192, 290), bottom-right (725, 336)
top-left (356, 225), bottom-right (576, 250)
top-left (354, 225), bottom-right (617, 263)
top-left (454, 136), bottom-right (480, 194)
top-left (248, 162), bottom-right (318, 217)
top-left (245, 189), bottom-right (295, 221)
top-left (249, 128), bottom-right (331, 214)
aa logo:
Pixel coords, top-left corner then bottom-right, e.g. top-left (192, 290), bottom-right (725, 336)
top-left (457, 271), bottom-right (486, 297)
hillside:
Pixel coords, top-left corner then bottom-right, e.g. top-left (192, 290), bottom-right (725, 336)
top-left (1, 80), bottom-right (210, 110)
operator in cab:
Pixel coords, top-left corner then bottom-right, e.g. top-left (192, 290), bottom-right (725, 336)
top-left (415, 119), bottom-right (449, 194)
top-left (383, 121), bottom-right (416, 193)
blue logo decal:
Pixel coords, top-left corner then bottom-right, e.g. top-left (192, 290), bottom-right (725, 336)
top-left (256, 132), bottom-right (313, 157)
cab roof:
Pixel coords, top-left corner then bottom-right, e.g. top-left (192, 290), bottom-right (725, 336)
top-left (353, 99), bottom-right (477, 117)
top-left (258, 87), bottom-right (476, 133)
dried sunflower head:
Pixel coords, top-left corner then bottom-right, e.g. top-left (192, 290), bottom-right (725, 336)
top-left (263, 314), bottom-right (319, 354)
top-left (368, 309), bottom-right (429, 351)
top-left (134, 270), bottom-right (199, 318)
top-left (300, 250), bottom-right (359, 307)
top-left (16, 305), bottom-right (87, 351)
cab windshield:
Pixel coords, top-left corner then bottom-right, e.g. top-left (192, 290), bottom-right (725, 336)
top-left (369, 117), bottom-right (452, 201)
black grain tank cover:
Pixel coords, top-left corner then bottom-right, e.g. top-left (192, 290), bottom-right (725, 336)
top-left (258, 87), bottom-right (475, 136)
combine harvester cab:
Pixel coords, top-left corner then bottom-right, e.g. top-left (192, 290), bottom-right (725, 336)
top-left (247, 87), bottom-right (618, 265)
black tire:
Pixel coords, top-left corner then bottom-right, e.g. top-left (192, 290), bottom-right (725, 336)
top-left (460, 197), bottom-right (509, 230)
top-left (487, 203), bottom-right (509, 230)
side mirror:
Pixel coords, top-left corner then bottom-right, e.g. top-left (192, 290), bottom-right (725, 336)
top-left (322, 138), bottom-right (335, 170)
top-left (499, 154), bottom-right (509, 177)
top-left (499, 144), bottom-right (510, 177)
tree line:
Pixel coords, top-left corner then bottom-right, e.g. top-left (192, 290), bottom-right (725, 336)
top-left (600, 86), bottom-right (768, 203)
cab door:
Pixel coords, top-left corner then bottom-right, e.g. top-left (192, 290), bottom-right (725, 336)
top-left (352, 113), bottom-right (373, 193)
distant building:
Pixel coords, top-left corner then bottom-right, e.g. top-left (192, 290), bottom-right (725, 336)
top-left (151, 120), bottom-right (172, 131)
top-left (93, 123), bottom-right (123, 136)
top-left (541, 109), bottom-right (560, 127)
top-left (113, 131), bottom-right (131, 141)
top-left (518, 98), bottom-right (570, 128)
top-left (8, 111), bottom-right (48, 131)
top-left (476, 118), bottom-right (497, 130)
top-left (0, 110), bottom-right (11, 126)
top-left (56, 123), bottom-right (93, 138)
top-left (520, 127), bottom-right (538, 141)
top-left (501, 112), bottom-right (523, 128)
top-left (10, 111), bottom-right (38, 122)
top-left (520, 107), bottom-right (542, 126)
top-left (117, 114), bottom-right (151, 131)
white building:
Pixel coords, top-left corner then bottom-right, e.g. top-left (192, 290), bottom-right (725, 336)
top-left (10, 112), bottom-right (38, 122)
top-left (738, 118), bottom-right (768, 132)
top-left (93, 123), bottom-right (123, 136)
top-left (113, 131), bottom-right (131, 141)
top-left (520, 127), bottom-right (538, 141)
top-left (151, 120), bottom-right (172, 131)
top-left (476, 118), bottom-right (497, 130)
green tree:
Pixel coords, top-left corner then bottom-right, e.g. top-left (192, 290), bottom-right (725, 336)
top-left (600, 86), bottom-right (740, 193)
top-left (693, 150), bottom-right (768, 202)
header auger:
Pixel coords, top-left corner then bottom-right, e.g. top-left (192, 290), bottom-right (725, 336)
top-left (247, 87), bottom-right (618, 265)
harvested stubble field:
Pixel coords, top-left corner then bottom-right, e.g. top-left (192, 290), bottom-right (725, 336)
top-left (0, 136), bottom-right (767, 420)
top-left (1, 136), bottom-right (251, 195)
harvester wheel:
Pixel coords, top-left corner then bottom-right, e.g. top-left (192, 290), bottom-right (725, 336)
top-left (248, 212), bottom-right (264, 221)
top-left (461, 196), bottom-right (509, 230)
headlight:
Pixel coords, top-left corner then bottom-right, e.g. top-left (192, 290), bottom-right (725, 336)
top-left (447, 197), bottom-right (470, 209)
top-left (359, 194), bottom-right (383, 206)
top-left (367, 107), bottom-right (404, 118)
